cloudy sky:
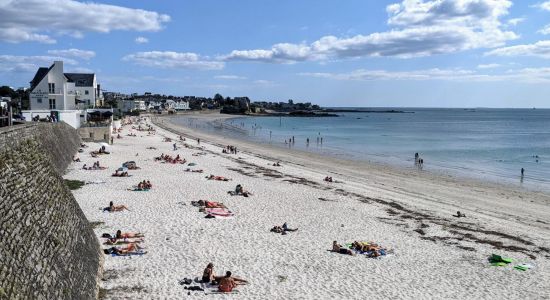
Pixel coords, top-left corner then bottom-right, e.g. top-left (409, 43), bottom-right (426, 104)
top-left (1, 0), bottom-right (550, 107)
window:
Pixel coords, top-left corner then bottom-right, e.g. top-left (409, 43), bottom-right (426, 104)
top-left (85, 90), bottom-right (89, 95)
top-left (49, 99), bottom-right (56, 109)
top-left (48, 83), bottom-right (55, 93)
top-left (37, 98), bottom-right (42, 103)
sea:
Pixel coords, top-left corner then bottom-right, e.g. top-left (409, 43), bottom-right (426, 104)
top-left (172, 108), bottom-right (550, 192)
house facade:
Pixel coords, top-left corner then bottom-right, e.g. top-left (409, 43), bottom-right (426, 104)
top-left (24, 61), bottom-right (103, 128)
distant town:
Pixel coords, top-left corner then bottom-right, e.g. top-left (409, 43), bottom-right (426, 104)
top-left (0, 60), bottom-right (325, 129)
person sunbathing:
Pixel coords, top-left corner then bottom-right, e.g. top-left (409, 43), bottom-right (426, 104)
top-left (202, 263), bottom-right (215, 283)
top-left (217, 271), bottom-right (248, 293)
top-left (103, 243), bottom-right (144, 255)
top-left (234, 184), bottom-right (252, 197)
top-left (204, 201), bottom-right (226, 208)
top-left (454, 211), bottom-right (466, 218)
top-left (332, 241), bottom-right (354, 255)
top-left (73, 156), bottom-right (81, 162)
top-left (282, 222), bottom-right (297, 232)
top-left (103, 201), bottom-right (130, 212)
top-left (207, 175), bottom-right (231, 181)
top-left (116, 230), bottom-right (144, 239)
top-left (103, 237), bottom-right (143, 245)
top-left (184, 168), bottom-right (204, 173)
top-left (145, 180), bottom-right (152, 189)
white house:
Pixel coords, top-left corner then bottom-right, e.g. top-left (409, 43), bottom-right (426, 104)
top-left (174, 100), bottom-right (190, 110)
top-left (134, 100), bottom-right (147, 111)
top-left (23, 61), bottom-right (103, 128)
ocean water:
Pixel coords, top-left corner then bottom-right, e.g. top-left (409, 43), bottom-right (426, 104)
top-left (173, 108), bottom-right (550, 192)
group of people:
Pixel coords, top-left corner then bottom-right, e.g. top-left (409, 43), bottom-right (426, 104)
top-left (155, 153), bottom-right (186, 164)
top-left (222, 145), bottom-right (238, 154)
top-left (332, 241), bottom-right (388, 257)
top-left (102, 230), bottom-right (146, 256)
top-left (324, 176), bottom-right (334, 182)
top-left (201, 263), bottom-right (248, 293)
top-left (83, 161), bottom-right (105, 170)
top-left (136, 180), bottom-right (153, 190)
top-left (414, 153), bottom-right (424, 169)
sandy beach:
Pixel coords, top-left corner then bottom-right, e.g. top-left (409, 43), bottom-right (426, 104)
top-left (65, 113), bottom-right (550, 299)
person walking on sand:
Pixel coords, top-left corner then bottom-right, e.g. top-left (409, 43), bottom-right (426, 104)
top-left (173, 143), bottom-right (177, 151)
top-left (521, 168), bottom-right (525, 176)
top-left (197, 138), bottom-right (200, 145)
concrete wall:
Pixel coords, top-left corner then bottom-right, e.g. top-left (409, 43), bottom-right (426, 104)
top-left (0, 123), bottom-right (102, 300)
top-left (78, 126), bottom-right (112, 143)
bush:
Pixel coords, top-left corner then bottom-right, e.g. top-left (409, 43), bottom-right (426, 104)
top-left (64, 179), bottom-right (85, 190)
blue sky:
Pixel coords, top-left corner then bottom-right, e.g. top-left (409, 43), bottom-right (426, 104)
top-left (1, 0), bottom-right (550, 107)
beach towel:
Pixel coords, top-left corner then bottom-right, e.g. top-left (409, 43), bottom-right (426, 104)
top-left (489, 254), bottom-right (512, 265)
top-left (205, 208), bottom-right (234, 217)
top-left (514, 264), bottom-right (534, 271)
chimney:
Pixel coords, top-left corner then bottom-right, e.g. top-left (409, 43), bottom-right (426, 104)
top-left (53, 60), bottom-right (64, 72)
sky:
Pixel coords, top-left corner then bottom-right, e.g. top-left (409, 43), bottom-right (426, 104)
top-left (1, 0), bottom-right (550, 108)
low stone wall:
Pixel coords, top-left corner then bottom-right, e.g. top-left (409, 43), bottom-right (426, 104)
top-left (78, 126), bottom-right (112, 143)
top-left (0, 122), bottom-right (103, 299)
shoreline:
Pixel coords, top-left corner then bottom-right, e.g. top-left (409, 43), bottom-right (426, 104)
top-left (65, 114), bottom-right (550, 299)
top-left (157, 113), bottom-right (550, 199)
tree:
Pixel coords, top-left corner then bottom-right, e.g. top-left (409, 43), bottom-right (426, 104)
top-left (0, 86), bottom-right (15, 97)
top-left (213, 93), bottom-right (224, 102)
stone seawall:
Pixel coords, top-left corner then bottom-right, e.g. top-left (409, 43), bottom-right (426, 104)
top-left (0, 123), bottom-right (103, 299)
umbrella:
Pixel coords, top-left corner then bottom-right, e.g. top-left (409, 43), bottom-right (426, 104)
top-left (117, 167), bottom-right (128, 172)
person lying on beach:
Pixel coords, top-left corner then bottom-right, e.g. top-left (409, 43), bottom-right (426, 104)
top-left (103, 201), bottom-right (130, 212)
top-left (103, 237), bottom-right (143, 245)
top-left (332, 241), bottom-right (354, 255)
top-left (80, 143), bottom-right (88, 148)
top-left (206, 175), bottom-right (231, 181)
top-left (184, 168), bottom-right (204, 173)
top-left (73, 155), bottom-right (80, 162)
top-left (453, 211), bottom-right (466, 218)
top-left (218, 271), bottom-right (248, 293)
top-left (111, 170), bottom-right (129, 177)
top-left (103, 243), bottom-right (145, 255)
top-left (116, 230), bottom-right (144, 239)
top-left (271, 222), bottom-right (298, 234)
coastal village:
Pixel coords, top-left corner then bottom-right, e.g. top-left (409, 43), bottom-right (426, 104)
top-left (2, 1), bottom-right (550, 298)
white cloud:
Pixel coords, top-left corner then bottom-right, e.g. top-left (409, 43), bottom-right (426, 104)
top-left (539, 25), bottom-right (550, 35)
top-left (47, 48), bottom-right (95, 60)
top-left (477, 63), bottom-right (501, 69)
top-left (532, 1), bottom-right (550, 11)
top-left (214, 75), bottom-right (247, 80)
top-left (135, 37), bottom-right (149, 44)
top-left (299, 67), bottom-right (550, 83)
top-left (0, 55), bottom-right (78, 73)
top-left (507, 18), bottom-right (525, 26)
top-left (223, 0), bottom-right (516, 63)
top-left (122, 51), bottom-right (224, 70)
top-left (486, 40), bottom-right (550, 58)
top-left (0, 0), bottom-right (170, 43)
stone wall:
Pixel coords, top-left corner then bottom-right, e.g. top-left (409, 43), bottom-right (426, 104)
top-left (0, 122), bottom-right (102, 300)
top-left (78, 126), bottom-right (112, 143)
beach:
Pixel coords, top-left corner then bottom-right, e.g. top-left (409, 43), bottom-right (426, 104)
top-left (66, 113), bottom-right (550, 299)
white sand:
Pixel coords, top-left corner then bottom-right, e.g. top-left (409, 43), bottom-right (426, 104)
top-left (66, 114), bottom-right (550, 299)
